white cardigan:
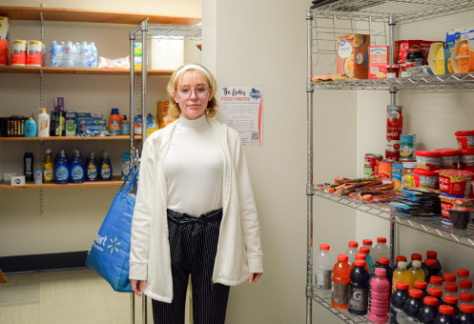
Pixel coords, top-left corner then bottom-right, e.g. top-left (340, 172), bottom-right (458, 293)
top-left (129, 117), bottom-right (264, 303)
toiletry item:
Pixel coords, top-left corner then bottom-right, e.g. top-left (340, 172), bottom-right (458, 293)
top-left (54, 97), bottom-right (64, 112)
top-left (109, 108), bottom-right (123, 135)
top-left (11, 175), bottom-right (26, 186)
top-left (121, 115), bottom-right (130, 135)
top-left (24, 117), bottom-right (37, 137)
top-left (3, 172), bottom-right (18, 185)
top-left (38, 108), bottom-right (50, 137)
top-left (54, 149), bottom-right (70, 184)
top-left (34, 168), bottom-right (42, 184)
top-left (69, 149), bottom-right (84, 184)
top-left (65, 111), bottom-right (77, 136)
top-left (85, 151), bottom-right (99, 181)
top-left (24, 152), bottom-right (34, 181)
top-left (43, 149), bottom-right (54, 183)
top-left (99, 152), bottom-right (113, 181)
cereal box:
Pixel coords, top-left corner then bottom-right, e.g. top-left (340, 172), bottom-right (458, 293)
top-left (336, 34), bottom-right (370, 79)
top-left (368, 46), bottom-right (389, 79)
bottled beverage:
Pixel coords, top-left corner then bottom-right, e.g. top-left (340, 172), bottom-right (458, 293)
top-left (429, 276), bottom-right (445, 291)
top-left (99, 152), bottom-right (113, 181)
top-left (363, 239), bottom-right (374, 255)
top-left (398, 288), bottom-right (424, 324)
top-left (376, 257), bottom-right (394, 295)
top-left (415, 281), bottom-right (429, 298)
top-left (408, 253), bottom-right (423, 270)
top-left (409, 261), bottom-right (426, 289)
top-left (55, 149), bottom-right (70, 184)
top-left (368, 268), bottom-right (390, 323)
top-left (360, 247), bottom-right (375, 275)
top-left (66, 41), bottom-right (75, 68)
top-left (24, 152), bottom-right (34, 181)
top-left (50, 41), bottom-right (59, 67)
top-left (445, 283), bottom-right (460, 299)
top-left (90, 42), bottom-right (98, 68)
top-left (345, 241), bottom-right (359, 265)
top-left (425, 259), bottom-right (442, 283)
top-left (393, 261), bottom-right (411, 292)
top-left (43, 149), bottom-right (55, 183)
top-left (445, 274), bottom-right (457, 285)
top-left (429, 287), bottom-right (444, 307)
top-left (434, 305), bottom-right (455, 324)
top-left (393, 256), bottom-right (408, 270)
top-left (418, 296), bottom-right (439, 324)
top-left (458, 269), bottom-right (470, 282)
top-left (85, 151), bottom-right (99, 182)
top-left (460, 293), bottom-right (474, 307)
top-left (314, 244), bottom-right (333, 289)
top-left (425, 251), bottom-right (442, 271)
top-left (69, 149), bottom-right (84, 184)
top-left (332, 254), bottom-right (351, 309)
top-left (73, 42), bottom-right (81, 67)
top-left (80, 42), bottom-right (90, 68)
top-left (348, 259), bottom-right (370, 315)
top-left (460, 280), bottom-right (473, 295)
top-left (444, 295), bottom-right (460, 318)
top-left (58, 41), bottom-right (66, 67)
top-left (455, 304), bottom-right (474, 324)
top-left (390, 281), bottom-right (410, 324)
top-left (352, 253), bottom-right (370, 273)
top-left (373, 237), bottom-right (390, 263)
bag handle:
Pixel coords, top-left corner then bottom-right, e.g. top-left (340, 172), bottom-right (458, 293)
top-left (120, 168), bottom-right (139, 197)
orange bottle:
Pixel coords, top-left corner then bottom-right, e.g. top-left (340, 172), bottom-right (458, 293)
top-left (332, 254), bottom-right (352, 309)
top-left (351, 253), bottom-right (370, 273)
top-left (109, 108), bottom-right (123, 135)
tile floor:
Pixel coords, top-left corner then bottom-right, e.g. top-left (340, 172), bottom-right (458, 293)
top-left (0, 269), bottom-right (192, 324)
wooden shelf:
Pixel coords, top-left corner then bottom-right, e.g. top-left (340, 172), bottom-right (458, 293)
top-left (0, 176), bottom-right (124, 189)
top-left (0, 135), bottom-right (142, 141)
top-left (0, 6), bottom-right (201, 25)
top-left (0, 66), bottom-right (174, 75)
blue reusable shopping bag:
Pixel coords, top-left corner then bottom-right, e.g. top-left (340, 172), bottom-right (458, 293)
top-left (86, 168), bottom-right (139, 292)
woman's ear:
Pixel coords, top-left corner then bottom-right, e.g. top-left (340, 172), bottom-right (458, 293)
top-left (172, 90), bottom-right (179, 105)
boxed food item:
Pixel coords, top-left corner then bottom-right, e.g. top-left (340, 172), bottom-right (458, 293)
top-left (452, 40), bottom-right (474, 73)
top-left (157, 100), bottom-right (173, 129)
top-left (368, 46), bottom-right (389, 79)
top-left (336, 34), bottom-right (370, 79)
top-left (394, 40), bottom-right (439, 65)
top-left (428, 43), bottom-right (453, 75)
top-left (446, 27), bottom-right (474, 47)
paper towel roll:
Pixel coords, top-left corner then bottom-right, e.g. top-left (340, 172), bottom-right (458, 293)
top-left (168, 39), bottom-right (184, 70)
top-left (151, 37), bottom-right (169, 70)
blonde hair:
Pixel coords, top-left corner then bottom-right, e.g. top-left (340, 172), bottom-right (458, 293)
top-left (167, 64), bottom-right (219, 120)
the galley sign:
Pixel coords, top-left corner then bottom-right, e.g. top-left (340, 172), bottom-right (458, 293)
top-left (218, 86), bottom-right (263, 147)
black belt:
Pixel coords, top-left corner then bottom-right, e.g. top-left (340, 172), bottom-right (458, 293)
top-left (167, 208), bottom-right (223, 226)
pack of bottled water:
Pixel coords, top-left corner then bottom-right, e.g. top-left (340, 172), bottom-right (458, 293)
top-left (50, 41), bottom-right (98, 68)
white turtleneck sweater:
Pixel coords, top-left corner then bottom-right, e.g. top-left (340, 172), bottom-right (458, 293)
top-left (164, 114), bottom-right (224, 217)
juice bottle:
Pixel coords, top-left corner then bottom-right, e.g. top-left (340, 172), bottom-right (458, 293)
top-left (429, 287), bottom-right (444, 307)
top-left (360, 247), bottom-right (375, 275)
top-left (392, 255), bottom-right (408, 270)
top-left (407, 253), bottom-right (423, 270)
top-left (348, 259), bottom-right (370, 315)
top-left (368, 268), bottom-right (390, 323)
top-left (409, 260), bottom-right (426, 289)
top-left (434, 305), bottom-right (455, 324)
top-left (314, 244), bottom-right (333, 289)
top-left (425, 251), bottom-right (442, 271)
top-left (460, 292), bottom-right (474, 306)
top-left (429, 276), bottom-right (444, 291)
top-left (445, 283), bottom-right (459, 299)
top-left (352, 253), bottom-right (371, 273)
top-left (389, 281), bottom-right (409, 324)
top-left (417, 296), bottom-right (439, 324)
top-left (392, 261), bottom-right (410, 292)
top-left (345, 241), bottom-right (359, 265)
top-left (444, 273), bottom-right (457, 285)
top-left (460, 280), bottom-right (473, 295)
top-left (398, 288), bottom-right (424, 324)
top-left (425, 259), bottom-right (442, 283)
top-left (363, 239), bottom-right (374, 256)
top-left (455, 304), bottom-right (474, 324)
top-left (331, 254), bottom-right (351, 309)
top-left (444, 295), bottom-right (460, 317)
top-left (415, 280), bottom-right (429, 298)
top-left (373, 237), bottom-right (390, 263)
top-left (375, 257), bottom-right (393, 295)
top-left (458, 269), bottom-right (470, 281)
top-left (43, 149), bottom-right (55, 183)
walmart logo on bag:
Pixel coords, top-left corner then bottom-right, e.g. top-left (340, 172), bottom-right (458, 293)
top-left (108, 237), bottom-right (121, 254)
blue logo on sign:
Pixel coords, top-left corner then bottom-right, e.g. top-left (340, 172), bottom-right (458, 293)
top-left (15, 179), bottom-right (20, 184)
top-left (250, 88), bottom-right (261, 100)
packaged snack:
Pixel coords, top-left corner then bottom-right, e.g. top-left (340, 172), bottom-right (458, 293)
top-left (336, 34), bottom-right (370, 79)
top-left (157, 100), bottom-right (173, 129)
top-left (428, 43), bottom-right (453, 75)
top-left (452, 40), bottom-right (474, 73)
top-left (416, 151), bottom-right (442, 171)
top-left (439, 169), bottom-right (473, 198)
top-left (413, 168), bottom-right (439, 190)
top-left (368, 46), bottom-right (389, 79)
top-left (394, 40), bottom-right (439, 65)
top-left (456, 130), bottom-right (474, 149)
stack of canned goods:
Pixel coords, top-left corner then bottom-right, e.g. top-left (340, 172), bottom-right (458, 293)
top-left (386, 105), bottom-right (403, 161)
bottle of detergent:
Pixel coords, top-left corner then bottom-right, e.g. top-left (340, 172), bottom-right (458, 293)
top-left (69, 149), bottom-right (84, 184)
top-left (54, 149), bottom-right (70, 184)
top-left (332, 254), bottom-right (351, 309)
top-left (85, 151), bottom-right (99, 181)
top-left (368, 268), bottom-right (390, 323)
top-left (100, 152), bottom-right (113, 181)
top-left (348, 259), bottom-right (370, 315)
top-left (43, 149), bottom-right (55, 183)
top-left (345, 241), bottom-right (359, 265)
top-left (109, 108), bottom-right (123, 135)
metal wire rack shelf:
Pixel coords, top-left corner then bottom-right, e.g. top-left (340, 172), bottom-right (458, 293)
top-left (312, 187), bottom-right (474, 249)
top-left (133, 24), bottom-right (201, 40)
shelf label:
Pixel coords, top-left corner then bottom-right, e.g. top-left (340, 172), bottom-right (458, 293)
top-left (330, 196), bottom-right (342, 202)
top-left (358, 205), bottom-right (371, 212)
top-left (349, 202), bottom-right (360, 208)
top-left (369, 209), bottom-right (381, 215)
top-left (340, 199), bottom-right (351, 205)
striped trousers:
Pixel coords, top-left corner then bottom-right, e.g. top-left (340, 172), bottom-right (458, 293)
top-left (152, 209), bottom-right (230, 324)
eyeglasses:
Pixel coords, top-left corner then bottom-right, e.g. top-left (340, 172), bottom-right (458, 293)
top-left (176, 87), bottom-right (210, 99)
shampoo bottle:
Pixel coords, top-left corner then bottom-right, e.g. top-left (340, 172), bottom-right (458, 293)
top-left (99, 152), bottom-right (113, 181)
top-left (24, 117), bottom-right (37, 137)
top-left (85, 151), bottom-right (99, 181)
top-left (54, 149), bottom-right (70, 184)
top-left (69, 149), bottom-right (84, 184)
top-left (38, 108), bottom-right (50, 137)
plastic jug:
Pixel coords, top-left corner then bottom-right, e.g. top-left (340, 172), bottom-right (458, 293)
top-left (345, 241), bottom-right (359, 265)
top-left (331, 254), bottom-right (351, 309)
top-left (348, 259), bottom-right (370, 315)
top-left (314, 244), bottom-right (333, 289)
top-left (389, 281), bottom-right (409, 324)
top-left (393, 261), bottom-right (410, 292)
top-left (368, 268), bottom-right (390, 323)
top-left (417, 296), bottom-right (439, 324)
top-left (373, 237), bottom-right (390, 262)
top-left (109, 108), bottom-right (123, 135)
top-left (409, 261), bottom-right (426, 289)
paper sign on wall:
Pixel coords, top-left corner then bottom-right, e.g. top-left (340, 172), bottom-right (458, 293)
top-left (218, 86), bottom-right (263, 146)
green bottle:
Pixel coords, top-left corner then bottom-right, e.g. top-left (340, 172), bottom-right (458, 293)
top-left (43, 149), bottom-right (55, 183)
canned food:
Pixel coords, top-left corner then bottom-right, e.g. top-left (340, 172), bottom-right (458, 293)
top-left (11, 40), bottom-right (27, 66)
top-left (386, 139), bottom-right (401, 152)
top-left (385, 150), bottom-right (400, 162)
top-left (392, 162), bottom-right (403, 190)
top-left (402, 160), bottom-right (417, 189)
top-left (416, 150), bottom-right (442, 171)
top-left (413, 168), bottom-right (439, 190)
top-left (400, 134), bottom-right (416, 159)
top-left (460, 149), bottom-right (474, 172)
top-left (435, 148), bottom-right (460, 169)
top-left (455, 130), bottom-right (474, 149)
top-left (379, 160), bottom-right (393, 179)
top-left (387, 106), bottom-right (403, 128)
top-left (439, 169), bottom-right (473, 198)
top-left (364, 153), bottom-right (383, 177)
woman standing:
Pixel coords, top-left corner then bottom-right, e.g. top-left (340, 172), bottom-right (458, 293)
top-left (129, 64), bottom-right (263, 324)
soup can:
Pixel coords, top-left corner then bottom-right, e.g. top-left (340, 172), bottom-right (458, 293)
top-left (11, 40), bottom-right (27, 66)
top-left (26, 40), bottom-right (43, 66)
top-left (385, 150), bottom-right (400, 162)
top-left (364, 153), bottom-right (383, 177)
top-left (400, 134), bottom-right (416, 159)
top-left (387, 105), bottom-right (403, 128)
top-left (379, 160), bottom-right (393, 179)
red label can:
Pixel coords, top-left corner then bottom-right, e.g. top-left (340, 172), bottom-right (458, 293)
top-left (385, 150), bottom-right (400, 162)
top-left (364, 153), bottom-right (383, 177)
top-left (387, 106), bottom-right (403, 128)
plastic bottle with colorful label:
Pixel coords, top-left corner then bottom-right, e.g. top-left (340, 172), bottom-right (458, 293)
top-left (375, 257), bottom-right (394, 296)
top-left (409, 261), bottom-right (426, 289)
top-left (368, 268), bottom-right (390, 323)
top-left (69, 149), bottom-right (84, 184)
top-left (348, 259), bottom-right (370, 315)
top-left (417, 296), bottom-right (439, 324)
top-left (99, 152), bottom-right (113, 181)
top-left (85, 151), bottom-right (99, 182)
top-left (331, 254), bottom-right (351, 309)
top-left (109, 108), bottom-right (123, 135)
top-left (314, 244), bottom-right (333, 290)
top-left (360, 247), bottom-right (375, 275)
top-left (54, 149), bottom-right (70, 184)
top-left (393, 261), bottom-right (410, 292)
top-left (389, 281), bottom-right (409, 324)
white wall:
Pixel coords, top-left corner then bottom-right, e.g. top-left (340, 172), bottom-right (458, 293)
top-left (356, 11), bottom-right (474, 273)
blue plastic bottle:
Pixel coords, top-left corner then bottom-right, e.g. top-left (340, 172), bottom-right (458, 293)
top-left (54, 149), bottom-right (70, 184)
top-left (24, 117), bottom-right (37, 137)
top-left (85, 151), bottom-right (99, 181)
top-left (69, 149), bottom-right (84, 184)
top-left (360, 247), bottom-right (375, 274)
top-left (99, 152), bottom-right (113, 181)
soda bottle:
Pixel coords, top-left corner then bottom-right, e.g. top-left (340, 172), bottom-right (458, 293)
top-left (352, 253), bottom-right (370, 273)
top-left (425, 259), bottom-right (442, 283)
top-left (373, 237), bottom-right (390, 263)
top-left (376, 257), bottom-right (394, 295)
top-left (444, 295), bottom-right (460, 317)
top-left (415, 281), bottom-right (429, 298)
top-left (50, 41), bottom-right (59, 67)
top-left (389, 281), bottom-right (410, 324)
top-left (407, 253), bottom-right (423, 270)
top-left (425, 251), bottom-right (442, 271)
top-left (460, 293), bottom-right (474, 307)
top-left (434, 305), bottom-right (455, 324)
top-left (368, 268), bottom-right (390, 323)
top-left (445, 283), bottom-right (459, 299)
top-left (458, 269), bottom-right (470, 282)
top-left (360, 247), bottom-right (375, 275)
top-left (455, 304), bottom-right (474, 324)
top-left (393, 261), bottom-right (411, 292)
top-left (429, 287), bottom-right (444, 307)
top-left (332, 254), bottom-right (351, 309)
top-left (418, 296), bottom-right (439, 324)
top-left (66, 41), bottom-right (75, 68)
top-left (345, 241), bottom-right (359, 265)
top-left (429, 276), bottom-right (444, 291)
top-left (348, 259), bottom-right (370, 315)
top-left (445, 273), bottom-right (457, 285)
top-left (314, 244), bottom-right (333, 289)
top-left (398, 289), bottom-right (424, 324)
top-left (392, 256), bottom-right (408, 271)
top-left (409, 261), bottom-right (426, 289)
top-left (460, 280), bottom-right (473, 295)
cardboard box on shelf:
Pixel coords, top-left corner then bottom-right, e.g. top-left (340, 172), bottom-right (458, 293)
top-left (336, 34), bottom-right (370, 79)
top-left (368, 46), bottom-right (390, 79)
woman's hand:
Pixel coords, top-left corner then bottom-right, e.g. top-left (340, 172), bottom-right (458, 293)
top-left (130, 279), bottom-right (146, 297)
top-left (248, 273), bottom-right (263, 283)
